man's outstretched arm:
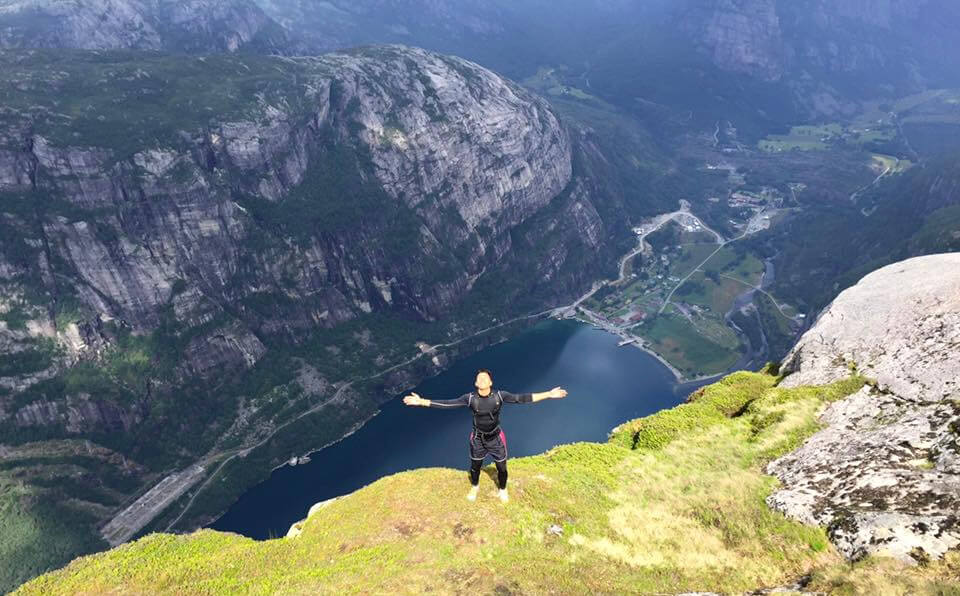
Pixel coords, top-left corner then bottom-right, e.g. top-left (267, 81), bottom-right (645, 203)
top-left (501, 387), bottom-right (567, 403)
top-left (402, 392), bottom-right (469, 408)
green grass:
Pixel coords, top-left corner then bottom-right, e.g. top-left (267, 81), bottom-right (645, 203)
top-left (724, 252), bottom-right (765, 285)
top-left (850, 127), bottom-right (896, 145)
top-left (636, 310), bottom-right (740, 376)
top-left (870, 153), bottom-right (913, 174)
top-left (756, 124), bottom-right (840, 152)
top-left (16, 371), bottom-right (959, 595)
top-left (677, 273), bottom-right (747, 315)
top-left (672, 244), bottom-right (722, 278)
top-left (698, 244), bottom-right (740, 274)
top-left (757, 121), bottom-right (898, 152)
top-left (674, 273), bottom-right (711, 304)
top-left (790, 123), bottom-right (844, 137)
top-left (596, 243), bottom-right (769, 378)
top-left (523, 66), bottom-right (600, 102)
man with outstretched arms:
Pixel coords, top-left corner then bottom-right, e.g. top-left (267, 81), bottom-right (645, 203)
top-left (403, 368), bottom-right (567, 503)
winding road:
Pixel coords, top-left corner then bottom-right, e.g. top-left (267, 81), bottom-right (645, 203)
top-left (849, 163), bottom-right (893, 204)
top-left (573, 204), bottom-right (708, 309)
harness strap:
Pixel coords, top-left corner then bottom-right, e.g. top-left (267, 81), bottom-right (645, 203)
top-left (470, 390), bottom-right (503, 439)
top-left (489, 390), bottom-right (500, 424)
top-left (473, 425), bottom-right (502, 439)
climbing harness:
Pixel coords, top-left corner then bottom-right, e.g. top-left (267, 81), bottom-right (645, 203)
top-left (468, 389), bottom-right (503, 439)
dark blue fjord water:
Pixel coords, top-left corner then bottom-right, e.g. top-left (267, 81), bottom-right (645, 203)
top-left (211, 319), bottom-right (700, 539)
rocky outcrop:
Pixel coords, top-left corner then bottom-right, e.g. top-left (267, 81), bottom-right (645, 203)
top-left (323, 47), bottom-right (572, 238)
top-left (0, 0), bottom-right (287, 52)
top-left (286, 495), bottom-right (341, 538)
top-left (768, 253), bottom-right (960, 563)
top-left (14, 393), bottom-right (144, 433)
top-left (675, 0), bottom-right (959, 95)
top-left (778, 253), bottom-right (959, 399)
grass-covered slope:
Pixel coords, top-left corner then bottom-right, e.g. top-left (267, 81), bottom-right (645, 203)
top-left (15, 371), bottom-right (960, 595)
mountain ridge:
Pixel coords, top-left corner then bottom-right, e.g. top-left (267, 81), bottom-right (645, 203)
top-left (0, 0), bottom-right (289, 53)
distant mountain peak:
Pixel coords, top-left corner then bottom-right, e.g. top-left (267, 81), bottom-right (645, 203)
top-left (0, 0), bottom-right (288, 52)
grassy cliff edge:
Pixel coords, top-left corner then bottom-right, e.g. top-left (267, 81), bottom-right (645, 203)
top-left (14, 371), bottom-right (960, 595)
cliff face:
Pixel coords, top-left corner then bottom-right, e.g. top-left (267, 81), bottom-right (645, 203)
top-left (0, 46), bottom-right (629, 588)
top-left (7, 0), bottom-right (957, 118)
top-left (0, 47), bottom-right (574, 337)
top-left (679, 0), bottom-right (786, 82)
top-left (680, 0), bottom-right (959, 92)
top-left (0, 45), bottom-right (618, 428)
top-left (0, 0), bottom-right (288, 52)
top-left (771, 253), bottom-right (960, 562)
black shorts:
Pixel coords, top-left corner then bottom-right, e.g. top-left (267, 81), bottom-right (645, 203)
top-left (469, 428), bottom-right (507, 462)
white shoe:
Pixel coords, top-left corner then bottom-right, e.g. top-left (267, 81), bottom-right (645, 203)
top-left (498, 488), bottom-right (509, 503)
top-left (466, 486), bottom-right (478, 502)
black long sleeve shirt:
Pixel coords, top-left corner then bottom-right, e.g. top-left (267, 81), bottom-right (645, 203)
top-left (427, 389), bottom-right (533, 433)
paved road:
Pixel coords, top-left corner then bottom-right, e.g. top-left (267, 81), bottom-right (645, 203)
top-left (101, 464), bottom-right (207, 545)
top-left (572, 206), bottom-right (699, 309)
top-left (562, 205), bottom-right (728, 381)
top-left (850, 164), bottom-right (893, 204)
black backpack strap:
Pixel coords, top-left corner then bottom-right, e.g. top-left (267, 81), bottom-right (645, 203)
top-left (491, 390), bottom-right (503, 422)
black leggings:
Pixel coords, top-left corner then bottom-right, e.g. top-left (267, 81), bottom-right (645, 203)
top-left (470, 458), bottom-right (507, 489)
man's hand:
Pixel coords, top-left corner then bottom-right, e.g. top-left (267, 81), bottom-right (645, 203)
top-left (403, 392), bottom-right (428, 407)
top-left (531, 386), bottom-right (568, 402)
